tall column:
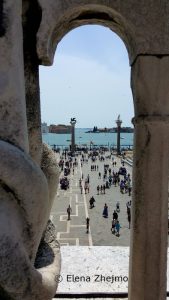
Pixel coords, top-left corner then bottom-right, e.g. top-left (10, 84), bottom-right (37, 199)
top-left (70, 118), bottom-right (76, 153)
top-left (23, 0), bottom-right (43, 164)
top-left (129, 56), bottom-right (169, 300)
top-left (0, 0), bottom-right (29, 151)
top-left (116, 115), bottom-right (122, 155)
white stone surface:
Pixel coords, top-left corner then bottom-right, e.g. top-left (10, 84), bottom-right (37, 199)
top-left (57, 246), bottom-right (169, 294)
top-left (58, 246), bottom-right (129, 293)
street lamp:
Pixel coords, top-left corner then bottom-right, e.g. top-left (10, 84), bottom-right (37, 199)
top-left (116, 115), bottom-right (122, 155)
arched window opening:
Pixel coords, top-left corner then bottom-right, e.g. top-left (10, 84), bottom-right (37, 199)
top-left (40, 25), bottom-right (133, 248)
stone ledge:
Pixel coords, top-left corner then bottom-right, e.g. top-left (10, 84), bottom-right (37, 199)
top-left (57, 247), bottom-right (129, 294)
top-left (55, 246), bottom-right (169, 295)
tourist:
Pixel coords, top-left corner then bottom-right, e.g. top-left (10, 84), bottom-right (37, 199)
top-left (103, 184), bottom-right (106, 194)
top-left (115, 221), bottom-right (121, 236)
top-left (126, 202), bottom-right (131, 218)
top-left (100, 185), bottom-right (103, 194)
top-left (116, 202), bottom-right (120, 212)
top-left (128, 211), bottom-right (131, 229)
top-left (111, 219), bottom-right (116, 234)
top-left (89, 196), bottom-right (95, 209)
top-left (102, 203), bottom-right (108, 218)
top-left (86, 217), bottom-right (90, 234)
top-left (127, 206), bottom-right (131, 215)
top-left (120, 180), bottom-right (124, 193)
top-left (97, 185), bottom-right (100, 195)
top-left (98, 172), bottom-right (101, 179)
top-left (113, 174), bottom-right (117, 186)
top-left (87, 174), bottom-right (90, 183)
top-left (67, 205), bottom-right (72, 221)
top-left (113, 210), bottom-right (118, 221)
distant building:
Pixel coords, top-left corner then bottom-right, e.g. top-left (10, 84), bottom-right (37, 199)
top-left (113, 127), bottom-right (134, 133)
top-left (49, 124), bottom-right (71, 134)
top-left (41, 122), bottom-right (49, 133)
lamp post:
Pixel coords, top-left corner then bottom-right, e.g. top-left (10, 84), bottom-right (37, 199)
top-left (116, 115), bottom-right (122, 155)
top-left (70, 118), bottom-right (76, 153)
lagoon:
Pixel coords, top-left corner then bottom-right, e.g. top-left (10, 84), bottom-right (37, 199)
top-left (42, 128), bottom-right (133, 149)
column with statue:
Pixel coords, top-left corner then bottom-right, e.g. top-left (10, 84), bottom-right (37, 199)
top-left (116, 115), bottom-right (122, 155)
top-left (70, 118), bottom-right (76, 153)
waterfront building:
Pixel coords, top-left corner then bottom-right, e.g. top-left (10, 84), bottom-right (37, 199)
top-left (49, 124), bottom-right (71, 134)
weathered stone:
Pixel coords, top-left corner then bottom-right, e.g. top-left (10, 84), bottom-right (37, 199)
top-left (129, 56), bottom-right (169, 300)
top-left (0, 0), bottom-right (29, 151)
top-left (35, 220), bottom-right (61, 297)
top-left (23, 0), bottom-right (43, 164)
top-left (37, 0), bottom-right (169, 66)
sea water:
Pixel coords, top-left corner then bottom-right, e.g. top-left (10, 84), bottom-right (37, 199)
top-left (42, 128), bottom-right (133, 149)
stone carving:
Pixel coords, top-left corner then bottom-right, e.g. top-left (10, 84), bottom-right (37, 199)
top-left (37, 0), bottom-right (169, 66)
top-left (0, 1), bottom-right (61, 298)
top-left (0, 141), bottom-right (60, 299)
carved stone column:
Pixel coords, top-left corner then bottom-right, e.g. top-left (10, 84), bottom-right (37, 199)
top-left (0, 0), bottom-right (29, 151)
top-left (129, 56), bottom-right (169, 300)
top-left (23, 0), bottom-right (43, 164)
top-left (0, 1), bottom-right (60, 299)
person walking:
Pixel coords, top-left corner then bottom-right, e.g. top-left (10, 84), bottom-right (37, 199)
top-left (116, 202), bottom-right (120, 212)
top-left (128, 212), bottom-right (131, 229)
top-left (127, 207), bottom-right (131, 229)
top-left (87, 174), bottom-right (90, 183)
top-left (86, 217), bottom-right (90, 233)
top-left (128, 183), bottom-right (132, 196)
top-left (89, 196), bottom-right (95, 209)
top-left (67, 205), bottom-right (72, 221)
top-left (111, 219), bottom-right (116, 234)
top-left (102, 203), bottom-right (108, 218)
top-left (113, 210), bottom-right (118, 221)
top-left (115, 220), bottom-right (121, 236)
top-left (97, 185), bottom-right (100, 195)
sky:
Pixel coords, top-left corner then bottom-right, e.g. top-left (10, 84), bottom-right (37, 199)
top-left (39, 25), bottom-right (134, 128)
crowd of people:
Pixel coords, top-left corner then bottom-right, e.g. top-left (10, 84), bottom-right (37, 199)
top-left (59, 148), bottom-right (132, 239)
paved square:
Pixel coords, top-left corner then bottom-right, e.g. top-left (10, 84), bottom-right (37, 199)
top-left (50, 151), bottom-right (132, 246)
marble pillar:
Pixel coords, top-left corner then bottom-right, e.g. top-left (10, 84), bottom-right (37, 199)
top-left (129, 56), bottom-right (169, 300)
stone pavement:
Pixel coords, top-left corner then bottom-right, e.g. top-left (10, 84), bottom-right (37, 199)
top-left (50, 151), bottom-right (132, 246)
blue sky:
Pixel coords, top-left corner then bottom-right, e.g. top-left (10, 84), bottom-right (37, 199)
top-left (40, 25), bottom-right (134, 128)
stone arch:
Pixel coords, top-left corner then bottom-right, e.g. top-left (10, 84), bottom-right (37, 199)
top-left (37, 2), bottom-right (136, 66)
